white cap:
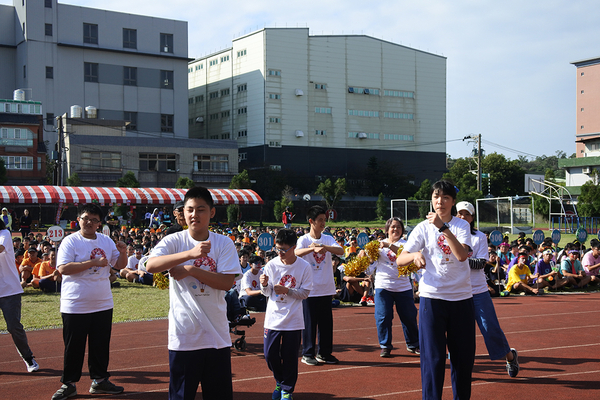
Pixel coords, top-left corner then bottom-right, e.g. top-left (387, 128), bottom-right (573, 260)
top-left (456, 201), bottom-right (475, 216)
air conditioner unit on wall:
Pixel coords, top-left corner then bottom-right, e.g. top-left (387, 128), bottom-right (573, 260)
top-left (582, 167), bottom-right (591, 174)
top-left (357, 132), bottom-right (367, 139)
top-left (295, 130), bottom-right (304, 137)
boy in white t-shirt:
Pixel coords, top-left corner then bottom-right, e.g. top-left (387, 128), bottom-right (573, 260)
top-left (295, 205), bottom-right (344, 366)
top-left (146, 186), bottom-right (241, 400)
top-left (52, 204), bottom-right (128, 400)
top-left (239, 255), bottom-right (267, 311)
top-left (261, 229), bottom-right (313, 400)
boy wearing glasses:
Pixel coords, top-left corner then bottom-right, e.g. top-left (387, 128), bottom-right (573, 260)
top-left (146, 186), bottom-right (240, 400)
top-left (261, 229), bottom-right (313, 400)
top-left (52, 204), bottom-right (128, 400)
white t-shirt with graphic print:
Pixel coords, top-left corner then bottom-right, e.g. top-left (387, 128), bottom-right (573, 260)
top-left (296, 233), bottom-right (340, 297)
top-left (57, 231), bottom-right (120, 314)
top-left (404, 216), bottom-right (472, 301)
top-left (366, 238), bottom-right (412, 292)
top-left (150, 230), bottom-right (241, 351)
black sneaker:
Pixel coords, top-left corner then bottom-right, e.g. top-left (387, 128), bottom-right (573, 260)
top-left (52, 383), bottom-right (77, 400)
top-left (380, 348), bottom-right (391, 358)
top-left (316, 354), bottom-right (339, 364)
top-left (407, 347), bottom-right (420, 355)
top-left (89, 379), bottom-right (124, 394)
top-left (301, 355), bottom-right (319, 366)
top-left (506, 348), bottom-right (519, 378)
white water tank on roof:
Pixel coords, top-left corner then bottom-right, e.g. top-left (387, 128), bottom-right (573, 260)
top-left (70, 105), bottom-right (83, 118)
top-left (85, 106), bottom-right (97, 119)
top-left (13, 89), bottom-right (25, 101)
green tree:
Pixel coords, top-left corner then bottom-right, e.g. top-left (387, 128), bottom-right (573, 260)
top-left (227, 204), bottom-right (239, 224)
top-left (45, 157), bottom-right (56, 185)
top-left (116, 171), bottom-right (140, 188)
top-left (315, 178), bottom-right (346, 210)
top-left (375, 193), bottom-right (387, 221)
top-left (410, 179), bottom-right (432, 218)
top-left (229, 169), bottom-right (251, 189)
top-left (273, 186), bottom-right (294, 221)
top-left (66, 172), bottom-right (81, 186)
top-left (175, 177), bottom-right (195, 189)
top-left (578, 170), bottom-right (600, 217)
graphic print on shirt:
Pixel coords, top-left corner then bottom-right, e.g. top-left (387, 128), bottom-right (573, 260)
top-left (386, 249), bottom-right (396, 263)
top-left (434, 233), bottom-right (453, 272)
top-left (90, 248), bottom-right (107, 274)
top-left (276, 274), bottom-right (297, 302)
top-left (312, 251), bottom-right (325, 268)
top-left (192, 256), bottom-right (217, 294)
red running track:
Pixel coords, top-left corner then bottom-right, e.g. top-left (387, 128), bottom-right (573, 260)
top-left (1, 292), bottom-right (600, 399)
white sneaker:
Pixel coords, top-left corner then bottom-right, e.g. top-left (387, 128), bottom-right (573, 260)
top-left (25, 357), bottom-right (39, 372)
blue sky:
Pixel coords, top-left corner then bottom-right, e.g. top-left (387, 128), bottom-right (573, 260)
top-left (4, 0), bottom-right (599, 161)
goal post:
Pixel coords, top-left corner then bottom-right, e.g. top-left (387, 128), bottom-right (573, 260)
top-left (475, 196), bottom-right (535, 235)
top-left (390, 199), bottom-right (432, 229)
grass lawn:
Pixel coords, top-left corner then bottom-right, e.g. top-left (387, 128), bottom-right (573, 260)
top-left (1, 281), bottom-right (170, 332)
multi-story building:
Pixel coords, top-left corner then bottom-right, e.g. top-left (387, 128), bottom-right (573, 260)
top-left (0, 0), bottom-right (189, 150)
top-left (188, 27), bottom-right (447, 186)
top-left (60, 114), bottom-right (237, 188)
top-left (560, 56), bottom-right (600, 189)
top-left (0, 95), bottom-right (47, 184)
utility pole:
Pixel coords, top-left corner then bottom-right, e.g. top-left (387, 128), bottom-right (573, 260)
top-left (463, 134), bottom-right (482, 192)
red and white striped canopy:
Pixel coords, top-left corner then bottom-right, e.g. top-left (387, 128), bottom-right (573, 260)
top-left (0, 186), bottom-right (263, 206)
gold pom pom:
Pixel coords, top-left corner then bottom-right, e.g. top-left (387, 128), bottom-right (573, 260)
top-left (153, 272), bottom-right (169, 290)
top-left (364, 240), bottom-right (380, 263)
top-left (344, 256), bottom-right (371, 277)
top-left (396, 244), bottom-right (424, 277)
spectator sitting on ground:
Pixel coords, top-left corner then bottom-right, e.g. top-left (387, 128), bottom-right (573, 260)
top-left (506, 252), bottom-right (539, 295)
top-left (19, 248), bottom-right (41, 288)
top-left (485, 250), bottom-right (504, 296)
top-left (120, 245), bottom-right (152, 284)
top-left (32, 248), bottom-right (61, 292)
top-left (15, 248), bottom-right (25, 272)
top-left (581, 239), bottom-right (600, 284)
top-left (561, 247), bottom-right (591, 288)
top-left (534, 249), bottom-right (569, 291)
top-left (497, 242), bottom-right (512, 268)
top-left (239, 255), bottom-right (267, 311)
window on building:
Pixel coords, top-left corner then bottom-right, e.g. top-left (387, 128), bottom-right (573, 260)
top-left (123, 28), bottom-right (137, 49)
top-left (161, 114), bottom-right (174, 133)
top-left (195, 95), bottom-right (204, 102)
top-left (237, 49), bottom-right (247, 57)
top-left (315, 130), bottom-right (326, 135)
top-left (268, 141), bottom-right (281, 147)
top-left (314, 83), bottom-right (326, 90)
top-left (45, 23), bottom-right (52, 36)
top-left (0, 156), bottom-right (33, 170)
top-left (269, 94), bottom-right (281, 100)
top-left (238, 107), bottom-right (247, 114)
top-left (161, 70), bottom-right (173, 89)
top-left (269, 117), bottom-right (280, 123)
top-left (195, 64), bottom-right (203, 70)
top-left (221, 133), bottom-right (230, 139)
top-left (46, 66), bottom-right (53, 79)
top-left (46, 113), bottom-right (54, 126)
top-left (237, 84), bottom-right (247, 92)
top-left (220, 88), bottom-right (230, 96)
top-left (238, 130), bottom-right (247, 137)
top-left (84, 62), bottom-right (98, 82)
top-left (124, 67), bottom-right (137, 86)
top-left (220, 55), bottom-right (229, 63)
top-left (139, 153), bottom-right (176, 172)
top-left (124, 111), bottom-right (137, 131)
top-left (209, 59), bottom-right (218, 67)
top-left (83, 23), bottom-right (98, 44)
top-left (239, 153), bottom-right (247, 161)
top-left (209, 113), bottom-right (219, 120)
top-left (209, 91), bottom-right (218, 99)
top-left (193, 155), bottom-right (230, 172)
top-left (383, 90), bottom-right (414, 98)
top-left (315, 107), bottom-right (332, 114)
top-left (0, 128), bottom-right (34, 147)
top-left (160, 33), bottom-right (173, 53)
top-left (81, 152), bottom-right (121, 170)
top-left (221, 110), bottom-right (230, 118)
top-left (188, 97), bottom-right (194, 105)
top-left (268, 70), bottom-right (281, 76)
top-left (23, 65), bottom-right (26, 79)
top-left (45, 0), bottom-right (52, 7)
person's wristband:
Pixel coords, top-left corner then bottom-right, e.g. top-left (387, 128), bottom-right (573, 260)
top-left (438, 223), bottom-right (449, 233)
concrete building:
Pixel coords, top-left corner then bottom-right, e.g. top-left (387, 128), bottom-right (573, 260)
top-left (188, 28), bottom-right (447, 186)
top-left (560, 56), bottom-right (600, 189)
top-left (0, 0), bottom-right (189, 150)
top-left (0, 95), bottom-right (47, 184)
top-left (60, 114), bottom-right (238, 188)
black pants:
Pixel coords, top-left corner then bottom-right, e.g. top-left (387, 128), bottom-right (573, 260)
top-left (61, 309), bottom-right (113, 384)
top-left (264, 329), bottom-right (301, 393)
top-left (302, 296), bottom-right (333, 357)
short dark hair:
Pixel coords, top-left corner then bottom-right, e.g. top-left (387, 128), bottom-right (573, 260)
top-left (77, 203), bottom-right (104, 219)
top-left (248, 255), bottom-right (263, 265)
top-left (238, 249), bottom-right (250, 258)
top-left (590, 238), bottom-right (600, 249)
top-left (275, 228), bottom-right (298, 247)
top-left (431, 179), bottom-right (458, 200)
top-left (306, 205), bottom-right (326, 222)
top-left (384, 217), bottom-right (405, 237)
top-left (183, 186), bottom-right (213, 208)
